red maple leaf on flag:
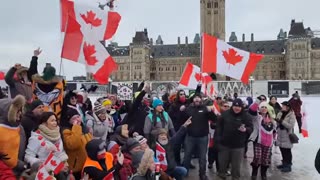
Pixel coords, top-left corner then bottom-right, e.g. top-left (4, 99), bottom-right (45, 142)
top-left (83, 42), bottom-right (98, 66)
top-left (37, 172), bottom-right (44, 179)
top-left (223, 48), bottom-right (243, 67)
top-left (157, 154), bottom-right (165, 162)
top-left (194, 73), bottom-right (201, 82)
top-left (80, 10), bottom-right (102, 27)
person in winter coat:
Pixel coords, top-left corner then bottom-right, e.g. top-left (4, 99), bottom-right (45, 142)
top-left (144, 99), bottom-right (176, 146)
top-left (209, 100), bottom-right (231, 171)
top-left (152, 118), bottom-right (191, 180)
top-left (288, 93), bottom-right (303, 133)
top-left (0, 95), bottom-right (28, 176)
top-left (0, 153), bottom-right (16, 180)
top-left (110, 124), bottom-right (130, 146)
top-left (249, 101), bottom-right (276, 180)
top-left (275, 101), bottom-right (296, 173)
top-left (31, 62), bottom-right (64, 119)
top-left (5, 48), bottom-right (41, 102)
top-left (61, 91), bottom-right (85, 124)
top-left (24, 112), bottom-right (68, 173)
top-left (86, 103), bottom-right (109, 142)
top-left (269, 96), bottom-right (281, 116)
top-left (183, 93), bottom-right (217, 180)
top-left (21, 100), bottom-right (44, 141)
top-left (162, 93), bottom-right (171, 112)
top-left (102, 99), bottom-right (117, 136)
top-left (130, 148), bottom-right (156, 180)
top-left (83, 139), bottom-right (124, 180)
top-left (121, 82), bottom-right (151, 135)
top-left (168, 90), bottom-right (189, 165)
top-left (60, 108), bottom-right (92, 179)
top-left (216, 98), bottom-right (253, 180)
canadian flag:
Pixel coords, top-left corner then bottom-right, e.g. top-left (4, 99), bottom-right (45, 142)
top-left (156, 142), bottom-right (167, 171)
top-left (36, 152), bottom-right (64, 180)
top-left (301, 104), bottom-right (309, 138)
top-left (60, 0), bottom-right (121, 84)
top-left (179, 62), bottom-right (212, 92)
top-left (201, 33), bottom-right (264, 84)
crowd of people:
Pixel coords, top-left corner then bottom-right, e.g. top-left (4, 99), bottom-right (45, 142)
top-left (0, 49), bottom-right (304, 180)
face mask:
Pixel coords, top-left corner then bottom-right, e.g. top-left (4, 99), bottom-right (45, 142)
top-left (179, 96), bottom-right (186, 103)
top-left (143, 100), bottom-right (150, 107)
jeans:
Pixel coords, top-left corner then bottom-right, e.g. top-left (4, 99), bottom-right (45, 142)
top-left (280, 148), bottom-right (293, 165)
top-left (167, 166), bottom-right (187, 180)
top-left (183, 135), bottom-right (208, 176)
top-left (218, 145), bottom-right (244, 180)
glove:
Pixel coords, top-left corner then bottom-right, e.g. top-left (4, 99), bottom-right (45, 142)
top-left (14, 160), bottom-right (28, 172)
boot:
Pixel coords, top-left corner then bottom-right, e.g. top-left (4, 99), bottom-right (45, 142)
top-left (251, 165), bottom-right (259, 180)
top-left (276, 160), bottom-right (285, 169)
top-left (281, 164), bottom-right (292, 173)
top-left (261, 166), bottom-right (268, 180)
top-left (200, 174), bottom-right (209, 180)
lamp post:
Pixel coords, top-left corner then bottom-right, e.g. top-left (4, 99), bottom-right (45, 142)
top-left (249, 76), bottom-right (254, 97)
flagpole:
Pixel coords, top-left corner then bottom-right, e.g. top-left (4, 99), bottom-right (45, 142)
top-left (59, 1), bottom-right (69, 77)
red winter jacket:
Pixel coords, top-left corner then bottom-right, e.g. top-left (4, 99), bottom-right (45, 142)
top-left (289, 98), bottom-right (302, 117)
top-left (0, 160), bottom-right (16, 180)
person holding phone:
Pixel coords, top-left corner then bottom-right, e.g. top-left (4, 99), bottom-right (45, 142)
top-left (216, 98), bottom-right (253, 180)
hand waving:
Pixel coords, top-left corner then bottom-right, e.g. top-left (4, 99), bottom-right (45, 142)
top-left (34, 47), bottom-right (42, 57)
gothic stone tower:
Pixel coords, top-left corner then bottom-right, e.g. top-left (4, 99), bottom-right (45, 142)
top-left (200, 0), bottom-right (226, 41)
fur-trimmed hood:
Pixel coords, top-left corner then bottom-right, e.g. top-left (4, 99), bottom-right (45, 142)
top-left (0, 95), bottom-right (26, 126)
top-left (32, 74), bottom-right (61, 84)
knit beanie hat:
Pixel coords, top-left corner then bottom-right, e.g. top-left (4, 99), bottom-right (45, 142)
top-left (102, 99), bottom-right (112, 106)
top-left (232, 98), bottom-right (243, 107)
top-left (42, 66), bottom-right (56, 81)
top-left (152, 98), bottom-right (163, 108)
top-left (66, 108), bottom-right (79, 121)
top-left (259, 102), bottom-right (268, 109)
top-left (94, 103), bottom-right (106, 116)
top-left (122, 138), bottom-right (141, 153)
top-left (27, 100), bottom-right (43, 112)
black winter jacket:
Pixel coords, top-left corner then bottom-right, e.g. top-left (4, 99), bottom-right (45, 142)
top-left (216, 109), bottom-right (253, 149)
top-left (185, 104), bottom-right (217, 137)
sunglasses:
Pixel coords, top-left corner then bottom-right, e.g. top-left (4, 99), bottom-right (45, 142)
top-left (179, 93), bottom-right (185, 95)
top-left (261, 98), bottom-right (266, 101)
top-left (223, 105), bottom-right (230, 108)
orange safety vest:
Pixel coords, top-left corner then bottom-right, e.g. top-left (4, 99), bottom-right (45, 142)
top-left (82, 152), bottom-right (114, 176)
top-left (32, 80), bottom-right (64, 121)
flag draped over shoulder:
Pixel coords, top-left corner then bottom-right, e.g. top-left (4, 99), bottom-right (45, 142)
top-left (60, 0), bottom-right (121, 84)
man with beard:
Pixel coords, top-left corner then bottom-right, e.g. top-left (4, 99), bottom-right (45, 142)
top-left (21, 100), bottom-right (44, 140)
top-left (168, 90), bottom-right (189, 165)
top-left (183, 93), bottom-right (217, 180)
top-left (153, 118), bottom-right (192, 180)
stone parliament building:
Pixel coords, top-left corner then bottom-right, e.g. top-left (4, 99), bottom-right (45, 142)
top-left (95, 0), bottom-right (320, 82)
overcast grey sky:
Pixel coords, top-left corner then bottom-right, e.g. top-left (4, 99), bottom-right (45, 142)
top-left (0, 0), bottom-right (319, 80)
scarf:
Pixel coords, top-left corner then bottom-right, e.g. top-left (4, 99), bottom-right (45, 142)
top-left (38, 124), bottom-right (61, 142)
